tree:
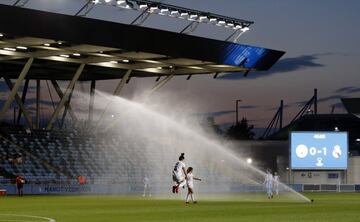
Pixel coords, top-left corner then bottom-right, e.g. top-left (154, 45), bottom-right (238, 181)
top-left (225, 117), bottom-right (255, 140)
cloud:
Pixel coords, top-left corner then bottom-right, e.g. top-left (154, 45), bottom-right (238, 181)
top-left (194, 110), bottom-right (235, 118)
top-left (267, 104), bottom-right (291, 111)
top-left (0, 80), bottom-right (37, 93)
top-left (238, 105), bottom-right (258, 109)
top-left (0, 98), bottom-right (55, 108)
top-left (194, 106), bottom-right (259, 118)
top-left (334, 86), bottom-right (360, 94)
top-left (294, 95), bottom-right (349, 106)
top-left (217, 53), bottom-right (326, 80)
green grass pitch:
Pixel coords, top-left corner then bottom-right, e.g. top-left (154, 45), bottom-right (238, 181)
top-left (0, 193), bottom-right (359, 222)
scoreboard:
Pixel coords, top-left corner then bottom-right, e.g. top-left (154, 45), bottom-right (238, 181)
top-left (290, 132), bottom-right (348, 170)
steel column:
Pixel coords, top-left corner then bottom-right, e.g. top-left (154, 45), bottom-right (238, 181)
top-left (46, 64), bottom-right (85, 130)
top-left (60, 86), bottom-right (75, 129)
top-left (314, 88), bottom-right (318, 115)
top-left (143, 74), bottom-right (174, 97)
top-left (36, 79), bottom-right (40, 128)
top-left (113, 70), bottom-right (132, 96)
top-left (3, 77), bottom-right (33, 128)
top-left (16, 78), bottom-right (29, 124)
top-left (88, 79), bottom-right (96, 122)
top-left (50, 80), bottom-right (78, 123)
top-left (0, 58), bottom-right (33, 122)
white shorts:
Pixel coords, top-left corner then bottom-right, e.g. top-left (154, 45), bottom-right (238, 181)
top-left (172, 171), bottom-right (184, 183)
top-left (187, 182), bottom-right (194, 189)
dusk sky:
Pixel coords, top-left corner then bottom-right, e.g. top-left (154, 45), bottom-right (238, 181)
top-left (1, 0), bottom-right (360, 131)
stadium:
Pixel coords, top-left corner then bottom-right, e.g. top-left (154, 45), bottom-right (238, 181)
top-left (0, 1), bottom-right (360, 222)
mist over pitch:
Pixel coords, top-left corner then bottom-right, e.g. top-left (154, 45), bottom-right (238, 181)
top-left (70, 90), bottom-right (310, 202)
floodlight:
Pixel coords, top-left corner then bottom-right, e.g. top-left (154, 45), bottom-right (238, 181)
top-left (170, 10), bottom-right (180, 17)
top-left (241, 27), bottom-right (250, 32)
top-left (73, 53), bottom-right (81, 57)
top-left (87, 0), bottom-right (253, 35)
top-left (227, 23), bottom-right (234, 27)
top-left (3, 47), bottom-right (16, 51)
top-left (0, 33), bottom-right (3, 37)
top-left (109, 60), bottom-right (118, 64)
top-left (122, 59), bottom-right (129, 63)
top-left (160, 8), bottom-right (170, 15)
top-left (246, 158), bottom-right (252, 164)
top-left (199, 16), bottom-right (209, 22)
top-left (189, 14), bottom-right (198, 20)
top-left (209, 18), bottom-right (217, 23)
top-left (16, 46), bottom-right (28, 50)
top-left (217, 20), bottom-right (226, 26)
top-left (139, 4), bottom-right (148, 10)
top-left (180, 12), bottom-right (189, 19)
top-left (59, 54), bottom-right (69, 58)
top-left (150, 6), bottom-right (160, 13)
top-left (43, 43), bottom-right (50, 47)
top-left (116, 0), bottom-right (126, 6)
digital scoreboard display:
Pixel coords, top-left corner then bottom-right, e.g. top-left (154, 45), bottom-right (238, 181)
top-left (290, 132), bottom-right (348, 170)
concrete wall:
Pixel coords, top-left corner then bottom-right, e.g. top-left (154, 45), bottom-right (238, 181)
top-left (347, 156), bottom-right (360, 184)
top-left (288, 157), bottom-right (360, 184)
top-left (290, 171), bottom-right (345, 184)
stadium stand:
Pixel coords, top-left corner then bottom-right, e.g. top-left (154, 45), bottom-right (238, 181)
top-left (0, 126), bottom-right (157, 185)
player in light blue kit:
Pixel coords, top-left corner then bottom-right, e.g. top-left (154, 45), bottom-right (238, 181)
top-left (264, 169), bottom-right (273, 199)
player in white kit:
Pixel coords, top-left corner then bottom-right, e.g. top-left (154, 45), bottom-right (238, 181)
top-left (185, 167), bottom-right (201, 204)
top-left (142, 176), bottom-right (151, 197)
top-left (273, 172), bottom-right (280, 195)
top-left (264, 169), bottom-right (274, 199)
top-left (172, 153), bottom-right (187, 193)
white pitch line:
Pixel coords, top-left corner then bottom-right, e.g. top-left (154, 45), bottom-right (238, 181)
top-left (0, 214), bottom-right (55, 222)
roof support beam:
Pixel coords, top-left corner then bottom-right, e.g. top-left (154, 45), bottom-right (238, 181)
top-left (46, 64), bottom-right (85, 130)
top-left (113, 69), bottom-right (132, 96)
top-left (50, 80), bottom-right (78, 123)
top-left (130, 6), bottom-right (151, 26)
top-left (75, 0), bottom-right (95, 17)
top-left (16, 78), bottom-right (29, 124)
top-left (88, 79), bottom-right (96, 122)
top-left (143, 74), bottom-right (174, 97)
top-left (3, 76), bottom-right (33, 128)
top-left (13, 0), bottom-right (30, 7)
top-left (60, 85), bottom-right (75, 129)
top-left (35, 79), bottom-right (41, 128)
top-left (0, 57), bottom-right (33, 123)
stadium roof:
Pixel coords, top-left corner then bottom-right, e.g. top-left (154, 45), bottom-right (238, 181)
top-left (0, 4), bottom-right (285, 81)
top-left (342, 98), bottom-right (360, 118)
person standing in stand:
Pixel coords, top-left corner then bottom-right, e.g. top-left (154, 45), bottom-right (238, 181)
top-left (16, 175), bottom-right (25, 197)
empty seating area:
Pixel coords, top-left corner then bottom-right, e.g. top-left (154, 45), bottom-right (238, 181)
top-left (0, 126), bottom-right (162, 185)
